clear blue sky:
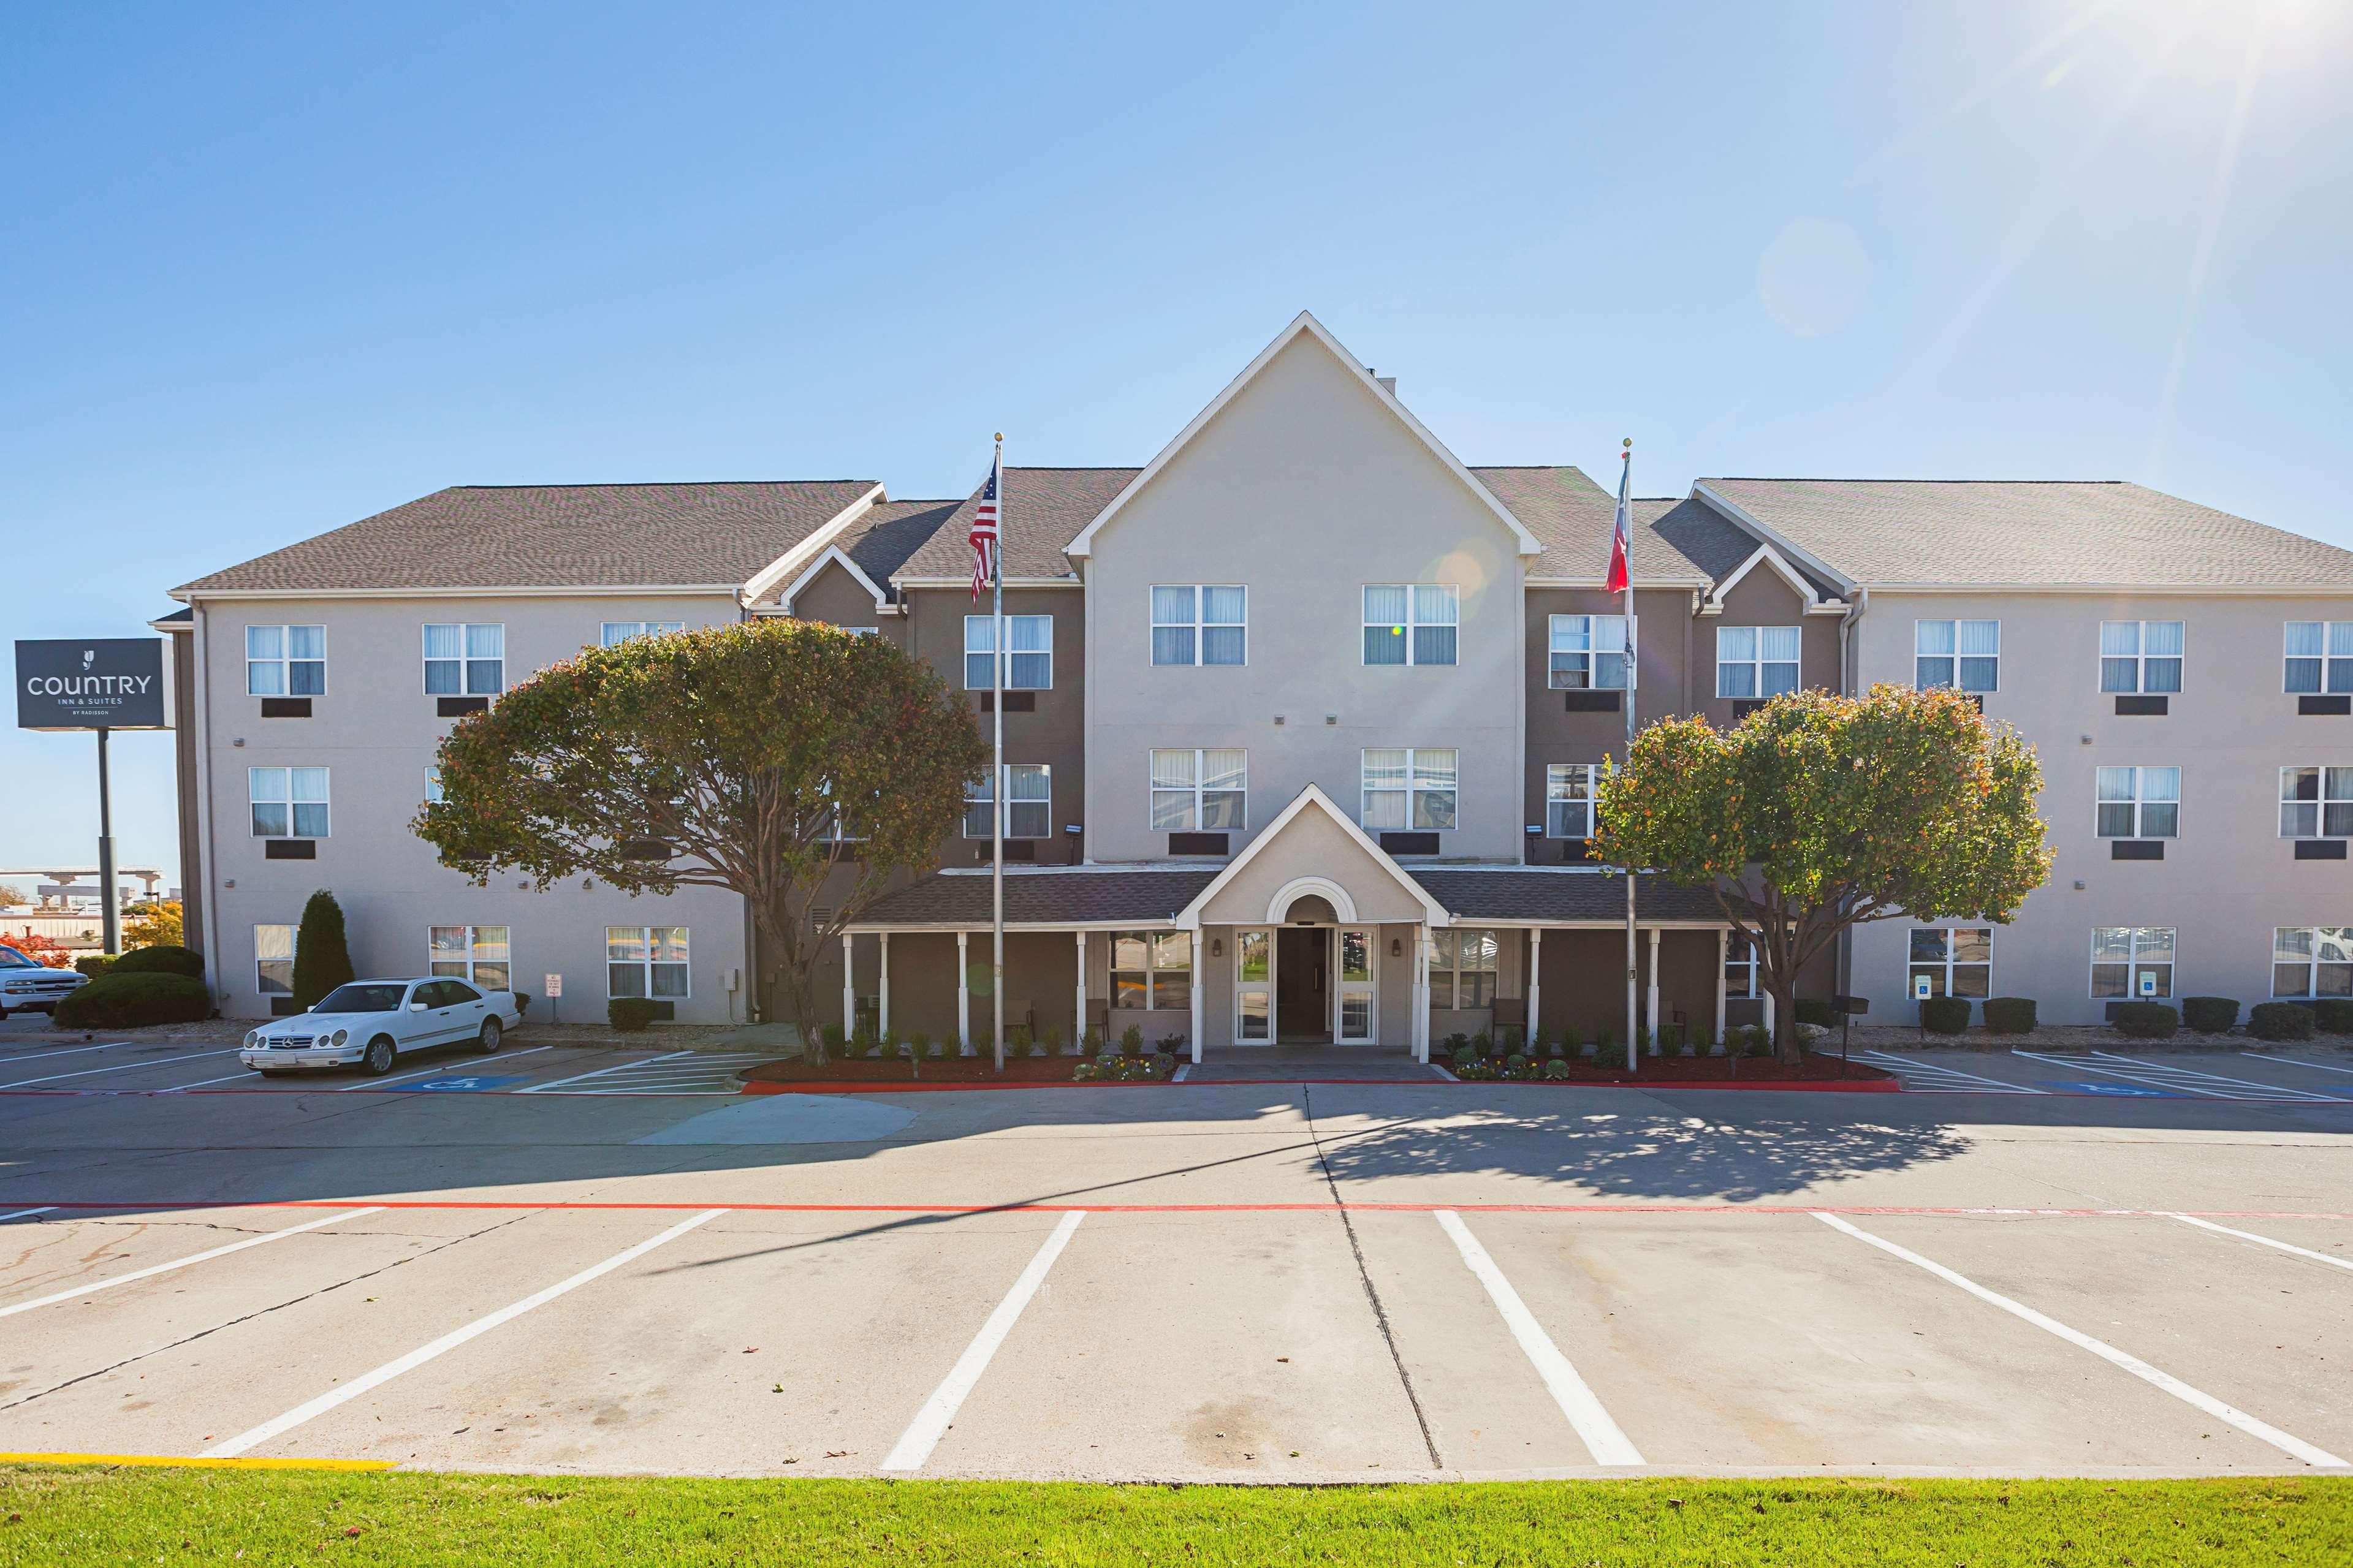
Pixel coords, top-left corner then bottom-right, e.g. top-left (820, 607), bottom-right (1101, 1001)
top-left (6, 1), bottom-right (2348, 888)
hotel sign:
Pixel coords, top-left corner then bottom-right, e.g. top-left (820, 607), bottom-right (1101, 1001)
top-left (15, 638), bottom-right (171, 731)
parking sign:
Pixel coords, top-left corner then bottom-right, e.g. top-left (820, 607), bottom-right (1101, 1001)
top-left (545, 974), bottom-right (563, 998)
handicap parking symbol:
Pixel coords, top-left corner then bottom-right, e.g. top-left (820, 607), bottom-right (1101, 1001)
top-left (2043, 1080), bottom-right (2180, 1098)
top-left (402, 1075), bottom-right (530, 1093)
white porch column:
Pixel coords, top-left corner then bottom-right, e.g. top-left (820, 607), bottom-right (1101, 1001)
top-left (1646, 927), bottom-right (1662, 1055)
top-left (1414, 928), bottom-right (1432, 1062)
top-left (956, 930), bottom-right (970, 1055)
top-left (1763, 989), bottom-right (1776, 1037)
top-left (1526, 928), bottom-right (1543, 1047)
top-left (1073, 930), bottom-right (1087, 1047)
top-left (841, 931), bottom-right (856, 1040)
top-left (878, 932), bottom-right (891, 1039)
top-left (1189, 931), bottom-right (1205, 1066)
top-left (1714, 926), bottom-right (1728, 1053)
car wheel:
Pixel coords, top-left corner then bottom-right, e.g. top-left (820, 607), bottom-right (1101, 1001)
top-left (474, 1017), bottom-right (502, 1055)
top-left (362, 1037), bottom-right (397, 1077)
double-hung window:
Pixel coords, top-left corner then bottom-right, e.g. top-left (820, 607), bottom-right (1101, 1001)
top-left (2279, 767), bottom-right (2353, 838)
top-left (964, 763), bottom-right (1050, 838)
top-left (1150, 587), bottom-right (1246, 665)
top-left (246, 626), bottom-right (325, 696)
top-left (2284, 622), bottom-right (2353, 694)
top-left (1361, 748), bottom-right (1457, 832)
top-left (1724, 933), bottom-right (1757, 999)
top-left (601, 621), bottom-right (684, 646)
top-left (1915, 620), bottom-right (1999, 692)
top-left (1548, 615), bottom-right (1627, 689)
top-left (248, 767), bottom-right (329, 838)
top-left (964, 615), bottom-right (1052, 689)
top-left (1715, 626), bottom-right (1800, 699)
top-left (2273, 926), bottom-right (2353, 998)
top-left (1111, 931), bottom-right (1192, 1010)
top-left (1363, 585), bottom-right (1458, 666)
top-left (1150, 749), bottom-right (1245, 831)
top-left (1545, 763), bottom-right (1597, 838)
top-left (430, 925), bottom-right (511, 991)
top-left (1431, 929), bottom-right (1498, 1008)
top-left (424, 765), bottom-right (444, 804)
top-left (2096, 765), bottom-right (2180, 839)
top-left (607, 926), bottom-right (689, 999)
top-left (1908, 928), bottom-right (1991, 999)
top-left (2100, 621), bottom-right (2183, 694)
top-left (424, 624), bottom-right (504, 695)
top-left (2091, 927), bottom-right (2173, 999)
top-left (255, 924), bottom-right (296, 997)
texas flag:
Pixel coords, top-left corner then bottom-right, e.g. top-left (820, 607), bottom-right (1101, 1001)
top-left (1605, 445), bottom-right (1632, 596)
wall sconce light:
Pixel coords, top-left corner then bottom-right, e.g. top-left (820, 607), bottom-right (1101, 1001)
top-left (1389, 937), bottom-right (1402, 958)
top-left (1211, 937), bottom-right (1223, 958)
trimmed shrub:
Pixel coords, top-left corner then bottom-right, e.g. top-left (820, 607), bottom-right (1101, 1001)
top-left (2111, 1001), bottom-right (2180, 1040)
top-left (1119, 1025), bottom-right (1144, 1058)
top-left (1745, 1024), bottom-right (1773, 1056)
top-left (291, 890), bottom-right (354, 1012)
top-left (1071, 1061), bottom-right (1095, 1081)
top-left (1040, 1026), bottom-right (1062, 1055)
top-left (1794, 998), bottom-right (1836, 1028)
top-left (2248, 1001), bottom-right (2316, 1042)
top-left (1543, 1058), bottom-right (1568, 1080)
top-left (609, 997), bottom-right (661, 1032)
top-left (73, 955), bottom-right (115, 978)
top-left (2181, 996), bottom-right (2239, 1034)
top-left (53, 971), bottom-right (208, 1029)
top-left (1504, 1053), bottom-right (1529, 1074)
top-left (109, 944), bottom-right (204, 980)
top-left (2312, 999), bottom-right (2353, 1036)
top-left (1981, 997), bottom-right (2037, 1036)
top-left (908, 1031), bottom-right (932, 1059)
top-left (1472, 1030), bottom-right (1494, 1059)
top-left (1918, 996), bottom-right (1971, 1034)
top-left (1080, 1028), bottom-right (1103, 1058)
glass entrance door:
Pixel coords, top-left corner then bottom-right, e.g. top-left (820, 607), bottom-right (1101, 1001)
top-left (1234, 928), bottom-right (1272, 1043)
top-left (1336, 928), bottom-right (1377, 1043)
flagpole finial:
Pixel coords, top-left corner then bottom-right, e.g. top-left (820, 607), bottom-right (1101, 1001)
top-left (994, 431), bottom-right (1003, 443)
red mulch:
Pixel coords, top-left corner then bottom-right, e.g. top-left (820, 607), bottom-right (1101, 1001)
top-left (1463, 1052), bottom-right (1896, 1087)
top-left (739, 1054), bottom-right (1148, 1087)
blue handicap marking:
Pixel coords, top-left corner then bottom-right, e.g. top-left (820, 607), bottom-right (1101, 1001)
top-left (2043, 1080), bottom-right (2182, 1098)
top-left (402, 1075), bottom-right (530, 1093)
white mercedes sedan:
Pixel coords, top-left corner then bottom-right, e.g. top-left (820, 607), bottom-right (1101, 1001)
top-left (240, 977), bottom-right (523, 1077)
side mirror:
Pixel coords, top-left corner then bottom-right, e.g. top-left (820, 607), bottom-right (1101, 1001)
top-left (409, 1001), bottom-right (430, 1012)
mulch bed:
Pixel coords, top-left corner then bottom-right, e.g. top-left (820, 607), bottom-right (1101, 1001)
top-left (1456, 1052), bottom-right (1897, 1088)
top-left (739, 1054), bottom-right (1159, 1088)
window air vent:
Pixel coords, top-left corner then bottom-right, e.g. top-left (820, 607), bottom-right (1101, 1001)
top-left (1168, 833), bottom-right (1228, 856)
top-left (264, 839), bottom-right (317, 860)
top-left (2110, 841), bottom-right (2164, 861)
top-left (259, 697), bottom-right (312, 719)
top-left (1378, 831), bottom-right (1441, 856)
top-left (437, 697), bottom-right (490, 718)
top-left (2113, 695), bottom-right (2168, 716)
top-left (1561, 691), bottom-right (1621, 713)
top-left (2294, 839), bottom-right (2347, 860)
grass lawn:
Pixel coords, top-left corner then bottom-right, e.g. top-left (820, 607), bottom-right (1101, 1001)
top-left (4, 1467), bottom-right (2349, 1565)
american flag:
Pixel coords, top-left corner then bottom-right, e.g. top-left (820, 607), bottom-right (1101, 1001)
top-left (968, 456), bottom-right (1000, 602)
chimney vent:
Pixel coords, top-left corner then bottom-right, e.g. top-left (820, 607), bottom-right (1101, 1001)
top-left (1375, 375), bottom-right (1396, 396)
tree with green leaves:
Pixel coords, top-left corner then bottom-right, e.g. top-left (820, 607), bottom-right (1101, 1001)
top-left (413, 620), bottom-right (986, 1061)
top-left (1591, 684), bottom-right (2052, 1064)
top-left (292, 889), bottom-right (355, 1010)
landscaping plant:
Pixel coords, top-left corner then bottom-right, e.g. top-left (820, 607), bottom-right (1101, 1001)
top-left (291, 888), bottom-right (355, 1011)
top-left (2181, 995), bottom-right (2240, 1034)
top-left (2112, 1001), bottom-right (2181, 1039)
top-left (2248, 1001), bottom-right (2315, 1042)
top-left (1981, 996), bottom-right (2037, 1035)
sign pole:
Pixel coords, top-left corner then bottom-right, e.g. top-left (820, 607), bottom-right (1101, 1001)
top-left (96, 726), bottom-right (119, 956)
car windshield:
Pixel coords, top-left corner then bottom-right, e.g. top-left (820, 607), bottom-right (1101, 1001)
top-left (0, 948), bottom-right (37, 968)
top-left (314, 983), bottom-right (410, 1014)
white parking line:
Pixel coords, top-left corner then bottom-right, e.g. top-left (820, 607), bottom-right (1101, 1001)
top-left (203, 1208), bottom-right (727, 1459)
top-left (334, 1045), bottom-right (555, 1090)
top-left (0, 1206), bottom-right (386, 1319)
top-left (2010, 1050), bottom-right (2325, 1102)
top-left (0, 1048), bottom-right (240, 1090)
top-left (158, 1072), bottom-right (261, 1092)
top-left (0, 1207), bottom-right (56, 1222)
top-left (2088, 1051), bottom-right (2339, 1102)
top-left (1434, 1209), bottom-right (1644, 1466)
top-left (881, 1210), bottom-right (1086, 1472)
top-left (2248, 1053), bottom-right (2353, 1080)
top-left (1853, 1049), bottom-right (2045, 1094)
top-left (514, 1051), bottom-right (690, 1093)
top-left (1812, 1211), bottom-right (2346, 1469)
top-left (2170, 1213), bottom-right (2353, 1275)
top-left (0, 1040), bottom-right (135, 1065)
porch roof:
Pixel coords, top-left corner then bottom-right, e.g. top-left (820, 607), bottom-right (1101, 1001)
top-left (1413, 869), bottom-right (1727, 925)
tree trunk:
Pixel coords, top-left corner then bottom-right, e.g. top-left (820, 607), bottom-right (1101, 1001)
top-left (1771, 977), bottom-right (1803, 1067)
top-left (754, 897), bottom-right (829, 1064)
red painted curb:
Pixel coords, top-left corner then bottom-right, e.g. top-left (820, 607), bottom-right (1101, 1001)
top-left (735, 1074), bottom-right (1900, 1096)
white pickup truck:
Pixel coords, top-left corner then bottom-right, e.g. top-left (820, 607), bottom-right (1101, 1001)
top-left (239, 976), bottom-right (524, 1076)
top-left (0, 946), bottom-right (88, 1016)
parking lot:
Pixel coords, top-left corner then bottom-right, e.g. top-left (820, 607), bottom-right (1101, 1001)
top-left (1, 1024), bottom-right (2349, 1481)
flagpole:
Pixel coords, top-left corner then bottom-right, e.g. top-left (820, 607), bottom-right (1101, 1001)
top-left (992, 435), bottom-right (1006, 1075)
top-left (1619, 439), bottom-right (1638, 1072)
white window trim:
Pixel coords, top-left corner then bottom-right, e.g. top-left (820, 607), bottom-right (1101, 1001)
top-left (963, 614), bottom-right (1053, 691)
top-left (2089, 926), bottom-right (2175, 1001)
top-left (2271, 925), bottom-right (2353, 999)
top-left (1545, 762), bottom-right (1597, 839)
top-left (2279, 765), bottom-right (2353, 839)
top-left (2099, 620), bottom-right (2184, 695)
top-left (1546, 614), bottom-right (1628, 691)
top-left (424, 765), bottom-right (443, 805)
top-left (423, 623), bottom-right (506, 697)
top-left (2094, 764), bottom-right (2180, 840)
top-left (1907, 926), bottom-right (1993, 999)
top-left (254, 923), bottom-right (297, 998)
top-left (1713, 624), bottom-right (1801, 700)
top-left (245, 624), bottom-right (326, 698)
top-left (1149, 586), bottom-right (1247, 667)
top-left (606, 925), bottom-right (691, 1001)
top-left (2283, 621), bottom-right (2353, 695)
top-left (1359, 748), bottom-right (1460, 835)
top-left (600, 621), bottom-right (684, 646)
top-left (1914, 618), bottom-right (2001, 694)
top-left (1724, 931), bottom-right (1757, 999)
top-left (1430, 928), bottom-right (1499, 1010)
top-left (964, 762), bottom-right (1051, 839)
top-left (1150, 748), bottom-right (1246, 834)
top-left (428, 925), bottom-right (512, 989)
top-left (1109, 930), bottom-right (1193, 1012)
top-left (247, 766), bottom-right (330, 839)
top-left (1361, 584), bottom-right (1459, 667)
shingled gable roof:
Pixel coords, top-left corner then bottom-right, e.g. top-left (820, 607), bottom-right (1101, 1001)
top-left (1488, 474), bottom-right (1752, 589)
top-left (175, 480), bottom-right (884, 598)
top-left (1062, 312), bottom-right (1542, 561)
top-left (896, 468), bottom-right (1138, 583)
top-left (760, 498), bottom-right (962, 610)
top-left (1696, 479), bottom-right (2353, 593)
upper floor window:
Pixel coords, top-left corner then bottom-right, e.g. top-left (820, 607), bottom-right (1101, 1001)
top-left (2100, 621), bottom-right (2183, 694)
top-left (424, 624), bottom-right (504, 696)
top-left (1362, 748), bottom-right (1457, 831)
top-left (1363, 585), bottom-right (1457, 667)
top-left (2284, 622), bottom-right (2353, 694)
top-left (964, 615), bottom-right (1052, 690)
top-left (2096, 765), bottom-right (2179, 839)
top-left (1716, 626), bottom-right (1800, 699)
top-left (1916, 619), bottom-right (1999, 693)
top-left (964, 763), bottom-right (1050, 838)
top-left (601, 621), bottom-right (683, 646)
top-left (2091, 926), bottom-right (2173, 999)
top-left (1909, 926), bottom-right (1991, 999)
top-left (1545, 763), bottom-right (1596, 838)
top-left (2273, 925), bottom-right (2353, 998)
top-left (1150, 587), bottom-right (1246, 666)
top-left (2279, 767), bottom-right (2353, 838)
top-left (430, 925), bottom-right (511, 991)
top-left (1150, 749), bottom-right (1245, 831)
top-left (249, 767), bottom-right (329, 839)
top-left (1548, 615), bottom-right (1627, 689)
top-left (607, 925), bottom-right (689, 999)
top-left (246, 626), bottom-right (325, 697)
